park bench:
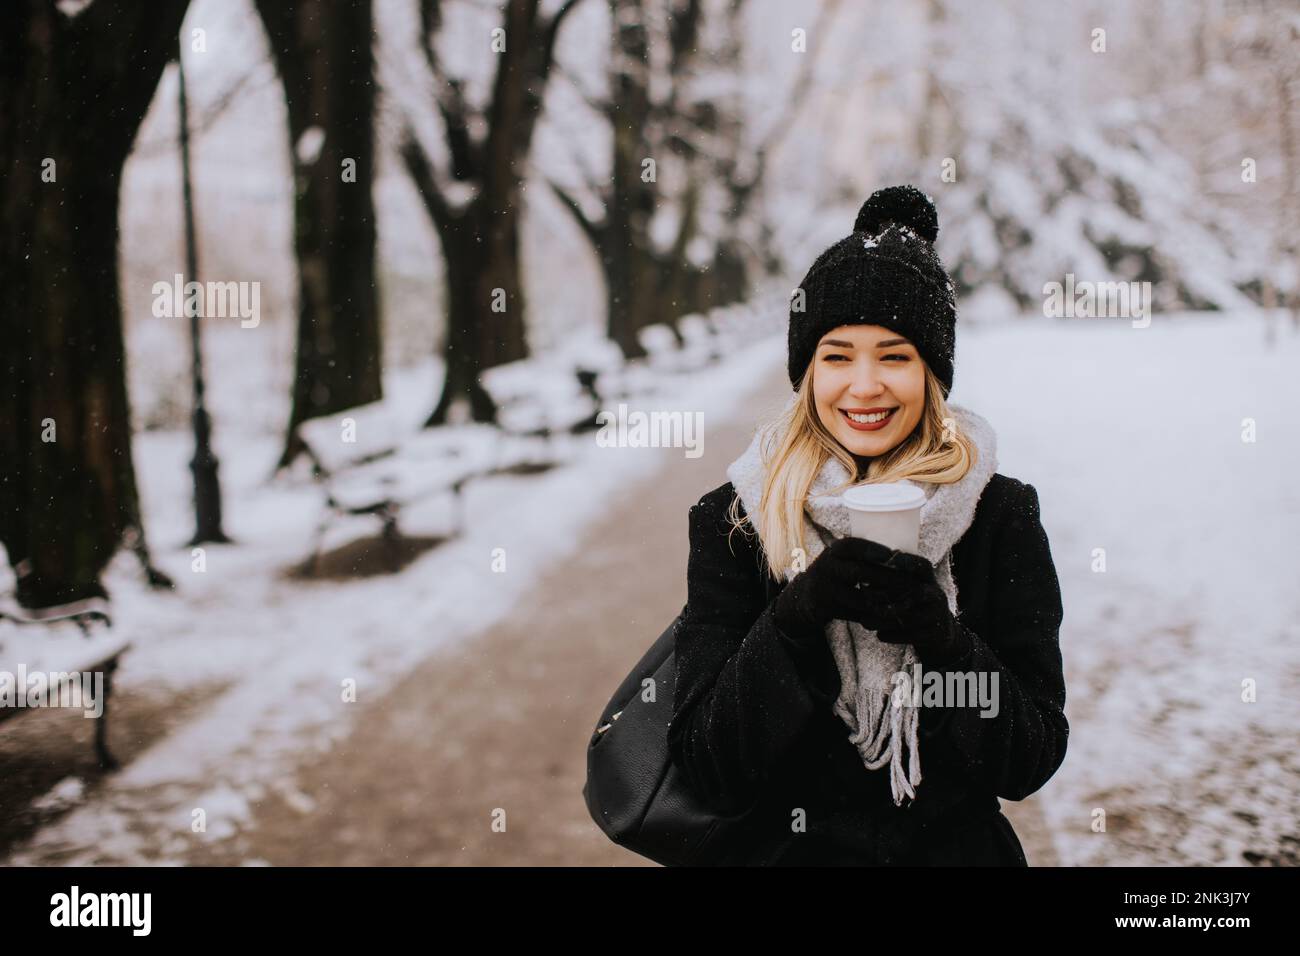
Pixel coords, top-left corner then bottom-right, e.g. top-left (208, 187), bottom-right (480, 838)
top-left (635, 322), bottom-right (688, 373)
top-left (679, 312), bottom-right (728, 363)
top-left (636, 317), bottom-right (721, 374)
top-left (294, 402), bottom-right (510, 569)
top-left (0, 597), bottom-right (130, 769)
top-left (479, 358), bottom-right (606, 445)
top-left (555, 336), bottom-right (663, 404)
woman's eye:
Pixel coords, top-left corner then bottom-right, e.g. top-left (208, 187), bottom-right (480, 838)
top-left (824, 354), bottom-right (849, 362)
top-left (883, 354), bottom-right (909, 361)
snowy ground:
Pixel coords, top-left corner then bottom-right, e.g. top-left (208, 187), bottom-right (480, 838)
top-left (2, 307), bottom-right (1297, 865)
top-left (955, 310), bottom-right (1300, 866)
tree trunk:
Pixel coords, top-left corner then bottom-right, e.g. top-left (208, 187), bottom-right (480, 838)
top-left (427, 209), bottom-right (503, 425)
top-left (403, 0), bottom-right (586, 424)
top-left (0, 0), bottom-right (188, 608)
top-left (256, 0), bottom-right (384, 468)
top-left (603, 0), bottom-right (656, 357)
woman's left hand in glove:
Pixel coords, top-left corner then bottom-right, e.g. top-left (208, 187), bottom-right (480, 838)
top-left (848, 538), bottom-right (973, 666)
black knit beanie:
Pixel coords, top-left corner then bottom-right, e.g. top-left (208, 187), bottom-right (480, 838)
top-left (787, 184), bottom-right (957, 396)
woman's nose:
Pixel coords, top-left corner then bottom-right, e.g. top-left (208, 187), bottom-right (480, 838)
top-left (848, 369), bottom-right (885, 395)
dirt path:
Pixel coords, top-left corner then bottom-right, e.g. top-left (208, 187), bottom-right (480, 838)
top-left (182, 371), bottom-right (1060, 867)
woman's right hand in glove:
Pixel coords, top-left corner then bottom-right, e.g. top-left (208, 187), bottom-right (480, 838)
top-left (772, 536), bottom-right (923, 638)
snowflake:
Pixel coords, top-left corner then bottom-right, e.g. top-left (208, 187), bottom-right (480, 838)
top-left (863, 236), bottom-right (878, 250)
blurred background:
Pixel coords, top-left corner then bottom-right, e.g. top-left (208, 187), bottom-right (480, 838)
top-left (0, 0), bottom-right (1297, 866)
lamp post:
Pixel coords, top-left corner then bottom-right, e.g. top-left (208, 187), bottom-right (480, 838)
top-left (176, 35), bottom-right (230, 546)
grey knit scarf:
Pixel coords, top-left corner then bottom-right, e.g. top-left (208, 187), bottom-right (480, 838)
top-left (725, 400), bottom-right (999, 806)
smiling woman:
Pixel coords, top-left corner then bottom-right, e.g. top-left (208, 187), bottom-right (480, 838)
top-left (663, 184), bottom-right (1068, 866)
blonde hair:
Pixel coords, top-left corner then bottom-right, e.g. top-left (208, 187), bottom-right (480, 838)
top-left (726, 358), bottom-right (977, 582)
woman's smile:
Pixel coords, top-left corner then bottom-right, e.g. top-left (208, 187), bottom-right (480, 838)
top-left (839, 406), bottom-right (898, 431)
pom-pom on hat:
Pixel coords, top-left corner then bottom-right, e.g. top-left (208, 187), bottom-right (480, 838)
top-left (787, 184), bottom-right (957, 396)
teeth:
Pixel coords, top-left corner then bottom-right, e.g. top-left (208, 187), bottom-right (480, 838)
top-left (846, 409), bottom-right (893, 423)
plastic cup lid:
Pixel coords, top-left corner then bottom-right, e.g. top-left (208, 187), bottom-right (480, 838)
top-left (841, 480), bottom-right (927, 512)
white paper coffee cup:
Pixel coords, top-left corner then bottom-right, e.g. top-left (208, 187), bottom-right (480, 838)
top-left (841, 480), bottom-right (926, 554)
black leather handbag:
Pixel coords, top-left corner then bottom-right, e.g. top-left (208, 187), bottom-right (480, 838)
top-left (582, 611), bottom-right (757, 865)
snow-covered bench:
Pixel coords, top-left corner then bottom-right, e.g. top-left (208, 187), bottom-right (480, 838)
top-left (552, 336), bottom-right (660, 403)
top-left (479, 359), bottom-right (604, 446)
top-left (0, 597), bottom-right (130, 769)
top-left (636, 317), bottom-right (719, 373)
top-left (295, 402), bottom-right (508, 567)
top-left (677, 313), bottom-right (724, 364)
top-left (636, 323), bottom-right (685, 372)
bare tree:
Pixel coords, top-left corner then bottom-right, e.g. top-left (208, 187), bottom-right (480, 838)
top-left (547, 0), bottom-right (833, 357)
top-left (256, 0), bottom-right (385, 468)
top-left (399, 0), bottom-right (587, 426)
top-left (0, 0), bottom-right (188, 608)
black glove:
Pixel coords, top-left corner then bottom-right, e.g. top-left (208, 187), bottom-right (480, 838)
top-left (851, 544), bottom-right (974, 666)
top-left (773, 536), bottom-right (903, 639)
top-left (778, 537), bottom-right (972, 665)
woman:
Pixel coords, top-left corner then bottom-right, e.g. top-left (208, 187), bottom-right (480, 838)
top-left (666, 185), bottom-right (1068, 865)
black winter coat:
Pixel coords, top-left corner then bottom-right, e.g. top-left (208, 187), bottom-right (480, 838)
top-left (666, 474), bottom-right (1068, 865)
